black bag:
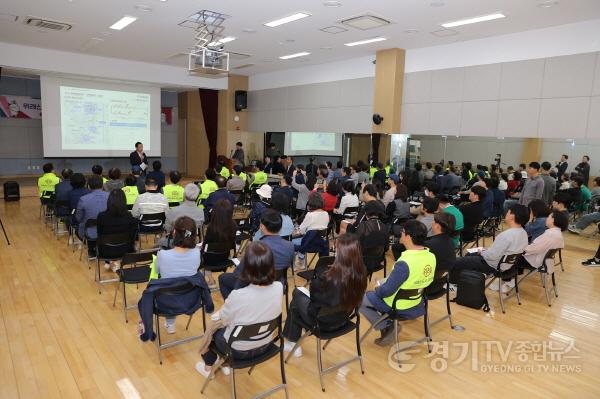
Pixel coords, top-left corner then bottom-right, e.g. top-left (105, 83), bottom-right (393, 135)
top-left (454, 270), bottom-right (490, 312)
top-left (3, 181), bottom-right (20, 201)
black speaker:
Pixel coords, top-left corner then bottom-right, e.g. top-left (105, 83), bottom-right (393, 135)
top-left (372, 113), bottom-right (384, 125)
top-left (235, 90), bottom-right (247, 111)
top-left (3, 181), bottom-right (20, 201)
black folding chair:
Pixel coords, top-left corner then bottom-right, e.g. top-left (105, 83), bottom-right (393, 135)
top-left (424, 272), bottom-right (464, 333)
top-left (507, 248), bottom-right (560, 307)
top-left (138, 212), bottom-right (166, 247)
top-left (95, 232), bottom-right (132, 293)
top-left (153, 282), bottom-right (207, 364)
top-left (295, 256), bottom-right (335, 286)
top-left (360, 287), bottom-right (432, 368)
top-left (296, 228), bottom-right (329, 278)
top-left (52, 199), bottom-right (71, 237)
top-left (484, 253), bottom-right (523, 313)
top-left (201, 315), bottom-right (288, 399)
top-left (113, 249), bottom-right (157, 322)
top-left (234, 217), bottom-right (254, 256)
top-left (201, 242), bottom-right (235, 290)
top-left (284, 307), bottom-right (364, 392)
top-left (39, 191), bottom-right (55, 222)
top-left (79, 218), bottom-right (97, 262)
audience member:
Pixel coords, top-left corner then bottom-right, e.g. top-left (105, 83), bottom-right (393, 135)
top-left (540, 161), bottom-right (556, 205)
top-left (334, 180), bottom-right (360, 215)
top-left (198, 168), bottom-right (218, 205)
top-left (291, 169), bottom-right (314, 215)
top-left (273, 175), bottom-right (294, 202)
top-left (294, 192), bottom-right (329, 245)
top-left (382, 175), bottom-right (399, 207)
top-left (122, 175), bottom-right (140, 207)
top-left (524, 199), bottom-right (550, 242)
top-left (342, 184), bottom-right (384, 235)
top-left (552, 192), bottom-right (571, 215)
top-left (55, 168), bottom-right (73, 203)
top-left (283, 234), bottom-right (367, 357)
top-left (419, 197), bottom-right (439, 237)
top-left (321, 180), bottom-right (339, 212)
top-left (253, 192), bottom-right (294, 240)
top-left (386, 183), bottom-right (410, 221)
top-left (164, 184), bottom-right (205, 233)
top-left (103, 168), bottom-right (124, 191)
top-left (459, 185), bottom-right (486, 242)
top-left (204, 176), bottom-right (236, 218)
top-left (424, 213), bottom-right (456, 288)
top-left (360, 220), bottom-right (436, 346)
top-left (75, 175), bottom-right (109, 257)
top-left (575, 155), bottom-right (591, 186)
top-left (38, 162), bottom-right (60, 199)
top-left (131, 177), bottom-right (169, 219)
top-left (250, 161), bottom-right (268, 187)
top-left (203, 199), bottom-right (237, 287)
top-left (69, 173), bottom-right (90, 213)
top-left (555, 154), bottom-right (569, 178)
top-left (163, 171), bottom-right (185, 205)
top-left (227, 165), bottom-right (246, 192)
top-left (250, 184), bottom-right (272, 231)
top-left (146, 160), bottom-right (166, 189)
top-left (439, 195), bottom-right (464, 248)
top-left (196, 241), bottom-right (283, 379)
top-left (92, 164), bottom-right (107, 184)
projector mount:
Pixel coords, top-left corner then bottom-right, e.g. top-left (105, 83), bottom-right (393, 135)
top-left (181, 10), bottom-right (231, 75)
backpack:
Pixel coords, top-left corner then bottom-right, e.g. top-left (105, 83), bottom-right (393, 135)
top-left (454, 270), bottom-right (490, 312)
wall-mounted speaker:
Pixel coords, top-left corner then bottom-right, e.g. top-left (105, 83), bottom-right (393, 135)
top-left (372, 113), bottom-right (384, 125)
top-left (235, 90), bottom-right (247, 111)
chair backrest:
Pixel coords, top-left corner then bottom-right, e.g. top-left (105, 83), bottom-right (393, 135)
top-left (202, 241), bottom-right (233, 265)
top-left (96, 232), bottom-right (133, 258)
top-left (121, 249), bottom-right (158, 267)
top-left (227, 315), bottom-right (281, 347)
top-left (541, 248), bottom-right (560, 271)
top-left (84, 218), bottom-right (97, 229)
top-left (169, 201), bottom-right (180, 207)
top-left (497, 253), bottom-right (522, 270)
top-left (343, 206), bottom-right (359, 217)
top-left (139, 212), bottom-right (166, 230)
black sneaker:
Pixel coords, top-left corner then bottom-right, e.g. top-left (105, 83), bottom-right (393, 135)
top-left (582, 258), bottom-right (600, 267)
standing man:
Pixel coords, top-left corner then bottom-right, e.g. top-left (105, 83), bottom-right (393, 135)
top-left (130, 142), bottom-right (148, 174)
top-left (575, 155), bottom-right (591, 186)
top-left (540, 161), bottom-right (556, 206)
top-left (555, 154), bottom-right (569, 178)
top-left (516, 162), bottom-right (544, 207)
top-left (266, 142), bottom-right (280, 159)
top-left (232, 142), bottom-right (245, 166)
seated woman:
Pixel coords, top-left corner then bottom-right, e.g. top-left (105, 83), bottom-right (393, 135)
top-left (524, 199), bottom-right (550, 242)
top-left (292, 192), bottom-right (329, 246)
top-left (321, 180), bottom-right (340, 212)
top-left (96, 189), bottom-right (138, 272)
top-left (250, 184), bottom-right (272, 231)
top-left (340, 184), bottom-right (385, 235)
top-left (283, 234), bottom-right (367, 357)
top-left (103, 167), bottom-right (124, 191)
top-left (334, 180), bottom-right (359, 216)
top-left (203, 198), bottom-right (237, 288)
top-left (386, 183), bottom-right (411, 221)
top-left (196, 241), bottom-right (283, 378)
top-left (156, 216), bottom-right (203, 334)
top-left (253, 192), bottom-right (294, 240)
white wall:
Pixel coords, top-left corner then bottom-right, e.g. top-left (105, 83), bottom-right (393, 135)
top-left (250, 19), bottom-right (600, 91)
top-left (0, 41), bottom-right (227, 90)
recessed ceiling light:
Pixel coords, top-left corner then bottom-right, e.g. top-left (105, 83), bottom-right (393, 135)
top-left (320, 25), bottom-right (348, 34)
top-left (441, 13), bottom-right (506, 28)
top-left (109, 16), bottom-right (137, 30)
top-left (344, 37), bottom-right (387, 47)
top-left (279, 51), bottom-right (310, 60)
top-left (134, 5), bottom-right (153, 12)
top-left (323, 0), bottom-right (342, 7)
top-left (264, 12), bottom-right (310, 28)
top-left (242, 28), bottom-right (257, 33)
top-left (430, 1), bottom-right (445, 7)
top-left (159, 0), bottom-right (167, 2)
top-left (538, 0), bottom-right (559, 7)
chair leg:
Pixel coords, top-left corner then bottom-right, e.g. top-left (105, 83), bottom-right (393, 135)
top-left (316, 338), bottom-right (325, 392)
top-left (185, 314), bottom-right (193, 331)
top-left (543, 273), bottom-right (552, 306)
top-left (359, 314), bottom-right (388, 344)
top-left (559, 249), bottom-right (564, 272)
top-left (230, 369), bottom-right (237, 399)
top-left (423, 300), bottom-right (432, 353)
top-left (112, 282), bottom-right (119, 307)
top-left (123, 283), bottom-right (128, 323)
top-left (515, 274), bottom-right (521, 305)
top-left (552, 273), bottom-right (558, 297)
top-left (446, 286), bottom-right (454, 328)
top-left (393, 321), bottom-right (401, 368)
top-left (499, 278), bottom-right (506, 314)
top-left (156, 314), bottom-right (163, 364)
top-left (355, 318), bottom-right (365, 374)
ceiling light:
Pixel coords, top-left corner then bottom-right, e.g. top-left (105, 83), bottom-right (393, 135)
top-left (344, 37), bottom-right (386, 47)
top-left (134, 5), bottom-right (153, 12)
top-left (538, 0), bottom-right (559, 7)
top-left (320, 25), bottom-right (348, 34)
top-left (441, 13), bottom-right (505, 28)
top-left (279, 52), bottom-right (310, 60)
top-left (323, 1), bottom-right (342, 7)
top-left (264, 12), bottom-right (310, 27)
top-left (159, 0), bottom-right (167, 2)
top-left (109, 16), bottom-right (137, 30)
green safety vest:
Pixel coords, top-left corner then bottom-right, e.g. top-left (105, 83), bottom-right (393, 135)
top-left (220, 166), bottom-right (231, 179)
top-left (239, 172), bottom-right (247, 182)
top-left (369, 166), bottom-right (377, 178)
top-left (38, 172), bottom-right (60, 198)
top-left (468, 170), bottom-right (475, 180)
top-left (383, 249), bottom-right (436, 310)
top-left (163, 184), bottom-right (184, 205)
top-left (101, 176), bottom-right (108, 184)
top-left (197, 179), bottom-right (218, 207)
top-left (385, 165), bottom-right (391, 177)
top-left (122, 185), bottom-right (139, 205)
top-left (252, 171), bottom-right (268, 186)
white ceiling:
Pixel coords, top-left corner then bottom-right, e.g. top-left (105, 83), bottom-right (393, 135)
top-left (1, 0), bottom-right (600, 77)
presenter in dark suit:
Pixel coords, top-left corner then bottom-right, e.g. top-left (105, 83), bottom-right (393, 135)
top-left (130, 142), bottom-right (148, 174)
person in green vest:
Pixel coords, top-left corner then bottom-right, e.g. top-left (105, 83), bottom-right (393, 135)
top-left (218, 162), bottom-right (231, 179)
top-left (92, 164), bottom-right (108, 184)
top-left (384, 162), bottom-right (391, 178)
top-left (359, 219), bottom-right (436, 346)
top-left (250, 161), bottom-right (268, 187)
top-left (439, 194), bottom-right (464, 248)
top-left (164, 170), bottom-right (185, 206)
top-left (369, 163), bottom-right (377, 179)
top-left (122, 175), bottom-right (139, 207)
top-left (197, 168), bottom-right (218, 208)
top-left (38, 162), bottom-right (61, 198)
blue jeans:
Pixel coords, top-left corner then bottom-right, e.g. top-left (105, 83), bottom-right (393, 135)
top-left (575, 212), bottom-right (600, 230)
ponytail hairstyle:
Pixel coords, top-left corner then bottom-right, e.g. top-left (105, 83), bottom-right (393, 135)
top-left (172, 216), bottom-right (197, 249)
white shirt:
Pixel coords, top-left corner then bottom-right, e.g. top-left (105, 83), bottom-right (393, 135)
top-left (334, 193), bottom-right (359, 214)
top-left (299, 209), bottom-right (330, 234)
top-left (498, 179), bottom-right (508, 191)
top-left (131, 191), bottom-right (169, 218)
top-left (382, 187), bottom-right (396, 207)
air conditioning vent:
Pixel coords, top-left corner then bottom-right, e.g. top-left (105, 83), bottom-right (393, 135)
top-left (24, 16), bottom-right (72, 31)
top-left (340, 14), bottom-right (391, 30)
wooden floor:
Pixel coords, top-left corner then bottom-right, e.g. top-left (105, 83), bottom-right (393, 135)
top-left (1, 196), bottom-right (600, 399)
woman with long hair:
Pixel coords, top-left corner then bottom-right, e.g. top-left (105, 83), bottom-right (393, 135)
top-left (282, 234), bottom-right (367, 357)
top-left (96, 189), bottom-right (137, 271)
top-left (203, 198), bottom-right (237, 287)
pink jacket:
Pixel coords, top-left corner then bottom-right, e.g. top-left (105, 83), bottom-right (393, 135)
top-left (523, 227), bottom-right (564, 271)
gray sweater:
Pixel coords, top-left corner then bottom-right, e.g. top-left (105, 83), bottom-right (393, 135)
top-left (482, 227), bottom-right (528, 268)
top-left (518, 175), bottom-right (545, 206)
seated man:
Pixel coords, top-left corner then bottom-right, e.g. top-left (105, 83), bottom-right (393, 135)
top-left (131, 177), bottom-right (169, 221)
top-left (359, 220), bottom-right (436, 346)
top-left (146, 160), bottom-right (166, 189)
top-left (163, 183), bottom-right (205, 236)
top-left (75, 175), bottom-right (109, 257)
top-left (68, 173), bottom-right (90, 214)
top-left (163, 170), bottom-right (185, 206)
top-left (458, 185), bottom-right (486, 242)
top-left (250, 161), bottom-right (268, 187)
top-left (449, 204), bottom-right (529, 286)
top-left (92, 164), bottom-right (108, 184)
top-left (54, 168), bottom-right (73, 203)
top-left (197, 168), bottom-right (218, 207)
top-left (38, 162), bottom-right (61, 200)
top-left (439, 194), bottom-right (464, 249)
top-left (203, 175), bottom-right (236, 219)
top-left (273, 175), bottom-right (294, 203)
top-left (552, 192), bottom-right (571, 215)
top-left (122, 175), bottom-right (140, 207)
top-left (218, 209), bottom-right (294, 300)
top-left (507, 210), bottom-right (568, 292)
top-left (226, 165), bottom-right (246, 192)
top-left (419, 196), bottom-right (439, 237)
top-left (341, 184), bottom-right (385, 235)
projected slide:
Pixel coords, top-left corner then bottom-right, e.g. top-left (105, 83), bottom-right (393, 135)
top-left (60, 86), bottom-right (151, 150)
top-left (284, 132), bottom-right (342, 156)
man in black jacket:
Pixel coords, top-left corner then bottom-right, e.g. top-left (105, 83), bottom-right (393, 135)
top-left (555, 154), bottom-right (569, 178)
top-left (130, 142), bottom-right (148, 174)
top-left (575, 155), bottom-right (591, 186)
top-left (458, 185), bottom-right (485, 242)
